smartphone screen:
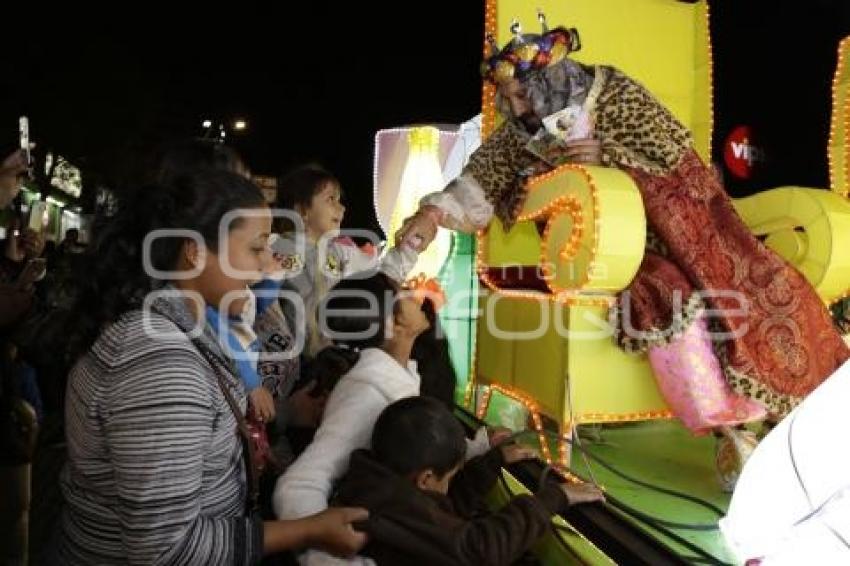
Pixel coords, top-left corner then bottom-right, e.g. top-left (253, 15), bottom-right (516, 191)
top-left (19, 116), bottom-right (32, 168)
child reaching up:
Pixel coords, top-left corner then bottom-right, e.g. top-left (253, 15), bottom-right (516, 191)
top-left (273, 274), bottom-right (523, 523)
top-left (272, 165), bottom-right (417, 358)
top-left (272, 272), bottom-right (430, 521)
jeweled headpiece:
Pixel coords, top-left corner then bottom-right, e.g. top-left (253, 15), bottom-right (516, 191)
top-left (481, 10), bottom-right (581, 84)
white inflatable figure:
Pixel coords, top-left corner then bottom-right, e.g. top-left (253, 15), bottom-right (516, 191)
top-left (720, 359), bottom-right (850, 564)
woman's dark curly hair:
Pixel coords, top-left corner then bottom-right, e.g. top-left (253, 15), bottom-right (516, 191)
top-left (66, 168), bottom-right (266, 364)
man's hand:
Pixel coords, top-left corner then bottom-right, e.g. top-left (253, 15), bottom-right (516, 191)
top-left (562, 138), bottom-right (602, 165)
top-left (394, 206), bottom-right (440, 252)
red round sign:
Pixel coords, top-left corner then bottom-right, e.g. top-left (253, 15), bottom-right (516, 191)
top-left (723, 125), bottom-right (763, 180)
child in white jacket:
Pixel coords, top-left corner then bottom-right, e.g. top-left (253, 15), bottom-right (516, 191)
top-left (273, 273), bottom-right (429, 520)
top-left (273, 271), bottom-right (496, 524)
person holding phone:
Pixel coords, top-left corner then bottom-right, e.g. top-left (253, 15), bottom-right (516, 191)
top-left (2, 217), bottom-right (46, 280)
top-left (0, 150), bottom-right (29, 210)
top-left (0, 216), bottom-right (46, 328)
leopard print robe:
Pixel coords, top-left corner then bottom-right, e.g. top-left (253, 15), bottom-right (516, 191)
top-left (465, 65), bottom-right (692, 228)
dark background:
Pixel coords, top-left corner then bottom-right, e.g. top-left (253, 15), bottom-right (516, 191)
top-left (2, 1), bottom-right (850, 235)
top-left (711, 0), bottom-right (850, 197)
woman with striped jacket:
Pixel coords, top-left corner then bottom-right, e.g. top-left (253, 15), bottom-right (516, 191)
top-left (53, 169), bottom-right (367, 565)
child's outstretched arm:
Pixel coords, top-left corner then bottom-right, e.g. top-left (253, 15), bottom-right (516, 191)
top-left (378, 476), bottom-right (571, 566)
top-left (377, 246), bottom-right (418, 282)
top-left (449, 448), bottom-right (507, 516)
top-left (449, 443), bottom-right (537, 516)
top-left (449, 487), bottom-right (567, 566)
top-left (451, 471), bottom-right (603, 565)
top-left (333, 237), bottom-right (419, 284)
top-left (272, 379), bottom-right (388, 520)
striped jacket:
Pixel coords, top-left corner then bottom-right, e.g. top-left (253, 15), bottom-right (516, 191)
top-left (55, 293), bottom-right (263, 565)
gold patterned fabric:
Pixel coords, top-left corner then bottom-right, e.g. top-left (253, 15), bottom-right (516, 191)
top-left (624, 150), bottom-right (849, 417)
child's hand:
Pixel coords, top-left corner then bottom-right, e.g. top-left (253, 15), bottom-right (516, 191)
top-left (287, 386), bottom-right (327, 428)
top-left (560, 482), bottom-right (605, 506)
top-left (249, 387), bottom-right (276, 422)
top-left (308, 507), bottom-right (369, 558)
top-left (499, 443), bottom-right (539, 464)
top-left (394, 206), bottom-right (439, 252)
top-left (488, 427), bottom-right (513, 447)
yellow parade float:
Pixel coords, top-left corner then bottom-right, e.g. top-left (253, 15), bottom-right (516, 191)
top-left (375, 1), bottom-right (850, 562)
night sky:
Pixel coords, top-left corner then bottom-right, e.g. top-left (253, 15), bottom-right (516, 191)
top-left (2, 2), bottom-right (482, 234)
top-left (3, 1), bottom-right (850, 235)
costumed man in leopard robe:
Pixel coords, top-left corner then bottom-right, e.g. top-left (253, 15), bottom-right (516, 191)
top-left (397, 17), bottom-right (850, 489)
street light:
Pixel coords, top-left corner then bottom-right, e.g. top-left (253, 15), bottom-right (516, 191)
top-left (200, 118), bottom-right (247, 140)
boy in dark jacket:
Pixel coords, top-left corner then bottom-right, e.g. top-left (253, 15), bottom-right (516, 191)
top-left (333, 396), bottom-right (604, 565)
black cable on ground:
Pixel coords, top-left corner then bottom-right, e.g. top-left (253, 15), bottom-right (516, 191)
top-left (456, 405), bottom-right (725, 518)
top-left (539, 428), bottom-right (725, 518)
